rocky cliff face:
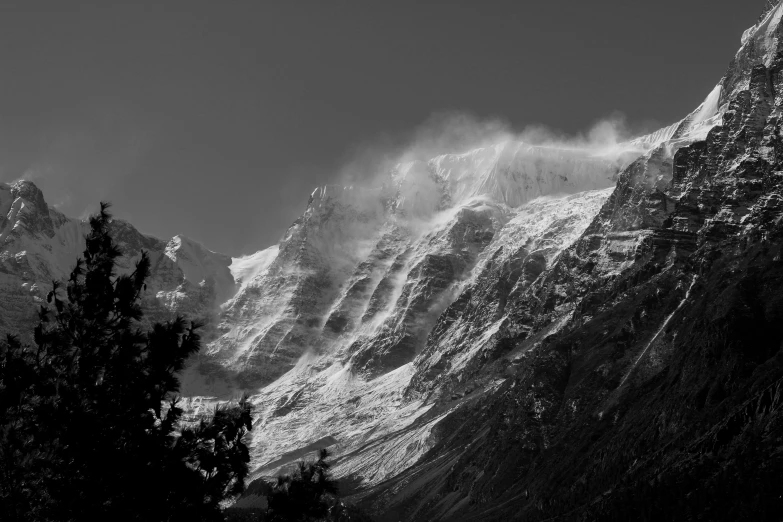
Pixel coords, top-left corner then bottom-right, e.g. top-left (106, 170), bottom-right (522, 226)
top-left (4, 3), bottom-right (783, 519)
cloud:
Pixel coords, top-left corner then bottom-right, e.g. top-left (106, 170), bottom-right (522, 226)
top-left (399, 112), bottom-right (513, 163)
top-left (331, 109), bottom-right (649, 194)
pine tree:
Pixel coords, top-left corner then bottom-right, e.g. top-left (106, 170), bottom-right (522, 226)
top-left (0, 203), bottom-right (252, 522)
top-left (262, 448), bottom-right (375, 522)
top-left (266, 449), bottom-right (340, 522)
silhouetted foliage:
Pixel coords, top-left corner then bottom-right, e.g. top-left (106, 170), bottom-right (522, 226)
top-left (264, 449), bottom-right (372, 521)
top-left (266, 449), bottom-right (338, 521)
top-left (0, 203), bottom-right (252, 522)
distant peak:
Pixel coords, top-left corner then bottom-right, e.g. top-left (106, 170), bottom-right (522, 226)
top-left (165, 234), bottom-right (231, 263)
top-left (9, 179), bottom-right (44, 200)
top-left (5, 179), bottom-right (50, 216)
top-left (742, 1), bottom-right (783, 47)
top-left (167, 234), bottom-right (207, 255)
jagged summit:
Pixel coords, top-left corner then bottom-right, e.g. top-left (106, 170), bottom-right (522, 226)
top-left (0, 180), bottom-right (60, 243)
top-left (730, 1), bottom-right (783, 98)
top-left (628, 1), bottom-right (783, 156)
top-left (0, 178), bottom-right (239, 338)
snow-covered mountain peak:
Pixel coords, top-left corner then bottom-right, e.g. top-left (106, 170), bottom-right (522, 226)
top-left (740, 1), bottom-right (783, 59)
top-left (7, 180), bottom-right (47, 212)
top-left (628, 82), bottom-right (724, 157)
top-left (0, 180), bottom-right (60, 244)
top-left (426, 139), bottom-right (631, 208)
top-left (0, 178), bottom-right (241, 342)
top-left (722, 1), bottom-right (783, 108)
top-left (626, 5), bottom-right (783, 158)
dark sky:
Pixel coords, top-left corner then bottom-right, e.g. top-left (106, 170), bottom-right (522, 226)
top-left (0, 0), bottom-right (769, 255)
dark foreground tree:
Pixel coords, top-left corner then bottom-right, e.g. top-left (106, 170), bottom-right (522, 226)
top-left (265, 449), bottom-right (373, 522)
top-left (0, 203), bottom-right (252, 522)
top-left (266, 449), bottom-right (338, 521)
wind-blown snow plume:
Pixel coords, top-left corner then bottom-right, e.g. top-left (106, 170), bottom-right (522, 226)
top-left (336, 111), bottom-right (651, 191)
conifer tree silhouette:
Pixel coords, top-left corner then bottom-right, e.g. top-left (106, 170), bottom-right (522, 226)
top-left (266, 449), bottom-right (340, 522)
top-left (0, 203), bottom-right (252, 522)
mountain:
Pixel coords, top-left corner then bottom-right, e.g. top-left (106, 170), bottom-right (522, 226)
top-left (3, 2), bottom-right (783, 519)
top-left (352, 4), bottom-right (783, 520)
top-left (0, 180), bottom-right (234, 338)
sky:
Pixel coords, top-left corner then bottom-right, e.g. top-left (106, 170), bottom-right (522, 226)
top-left (0, 0), bottom-right (771, 256)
